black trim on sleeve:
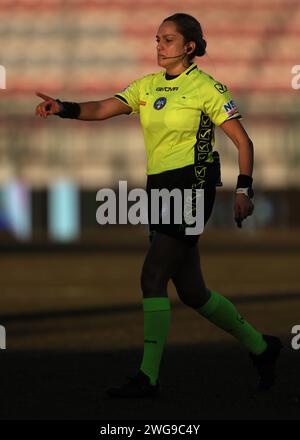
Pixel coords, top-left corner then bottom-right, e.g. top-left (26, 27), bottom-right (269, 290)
top-left (114, 94), bottom-right (129, 105)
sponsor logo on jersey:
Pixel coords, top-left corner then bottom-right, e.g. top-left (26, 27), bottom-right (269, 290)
top-left (153, 97), bottom-right (167, 110)
top-left (214, 83), bottom-right (228, 94)
top-left (156, 87), bottom-right (179, 92)
top-left (223, 99), bottom-right (238, 117)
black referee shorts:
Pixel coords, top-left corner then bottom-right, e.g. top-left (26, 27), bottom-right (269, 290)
top-left (146, 162), bottom-right (219, 247)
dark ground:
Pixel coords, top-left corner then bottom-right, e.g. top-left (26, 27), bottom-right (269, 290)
top-left (0, 229), bottom-right (299, 420)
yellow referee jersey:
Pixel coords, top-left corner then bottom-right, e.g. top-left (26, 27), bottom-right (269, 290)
top-left (114, 63), bottom-right (241, 175)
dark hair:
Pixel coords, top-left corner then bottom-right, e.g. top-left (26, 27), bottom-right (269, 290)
top-left (163, 13), bottom-right (207, 59)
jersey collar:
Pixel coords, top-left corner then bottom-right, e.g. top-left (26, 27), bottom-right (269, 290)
top-left (163, 63), bottom-right (197, 80)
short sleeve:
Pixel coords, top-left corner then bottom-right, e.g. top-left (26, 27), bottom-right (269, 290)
top-left (202, 81), bottom-right (242, 126)
top-left (114, 78), bottom-right (141, 115)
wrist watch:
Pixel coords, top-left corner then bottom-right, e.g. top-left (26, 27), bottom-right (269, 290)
top-left (236, 187), bottom-right (254, 198)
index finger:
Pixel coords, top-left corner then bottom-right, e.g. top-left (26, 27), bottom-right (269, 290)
top-left (35, 91), bottom-right (54, 101)
top-left (235, 217), bottom-right (242, 228)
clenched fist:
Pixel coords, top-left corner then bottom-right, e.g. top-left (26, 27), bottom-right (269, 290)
top-left (234, 193), bottom-right (254, 227)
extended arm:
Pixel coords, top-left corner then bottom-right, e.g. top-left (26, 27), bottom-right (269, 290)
top-left (35, 92), bottom-right (131, 120)
top-left (76, 97), bottom-right (131, 120)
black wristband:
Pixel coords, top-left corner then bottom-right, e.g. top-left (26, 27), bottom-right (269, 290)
top-left (236, 174), bottom-right (253, 189)
top-left (55, 99), bottom-right (81, 119)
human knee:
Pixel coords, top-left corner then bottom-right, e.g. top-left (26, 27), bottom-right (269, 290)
top-left (140, 268), bottom-right (153, 296)
top-left (177, 286), bottom-right (211, 309)
top-left (140, 266), bottom-right (166, 297)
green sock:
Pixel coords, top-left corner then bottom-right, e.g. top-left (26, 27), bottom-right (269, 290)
top-left (140, 297), bottom-right (171, 386)
top-left (196, 290), bottom-right (267, 355)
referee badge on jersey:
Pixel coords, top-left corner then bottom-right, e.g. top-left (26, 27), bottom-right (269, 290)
top-left (153, 97), bottom-right (167, 110)
top-left (214, 83), bottom-right (228, 94)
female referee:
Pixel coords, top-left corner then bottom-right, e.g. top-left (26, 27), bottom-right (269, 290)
top-left (35, 13), bottom-right (282, 398)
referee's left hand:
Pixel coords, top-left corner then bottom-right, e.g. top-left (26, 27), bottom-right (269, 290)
top-left (234, 194), bottom-right (254, 227)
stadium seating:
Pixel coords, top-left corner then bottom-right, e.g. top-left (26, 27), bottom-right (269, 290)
top-left (0, 0), bottom-right (299, 188)
top-left (1, 0), bottom-right (299, 94)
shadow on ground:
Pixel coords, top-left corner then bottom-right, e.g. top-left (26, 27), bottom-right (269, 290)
top-left (0, 338), bottom-right (299, 420)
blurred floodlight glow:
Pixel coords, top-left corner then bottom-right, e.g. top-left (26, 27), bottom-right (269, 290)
top-left (48, 179), bottom-right (80, 242)
top-left (0, 65), bottom-right (5, 89)
top-left (2, 180), bottom-right (32, 240)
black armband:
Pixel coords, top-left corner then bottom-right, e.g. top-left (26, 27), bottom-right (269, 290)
top-left (236, 174), bottom-right (254, 198)
top-left (55, 99), bottom-right (81, 119)
top-left (236, 174), bottom-right (253, 189)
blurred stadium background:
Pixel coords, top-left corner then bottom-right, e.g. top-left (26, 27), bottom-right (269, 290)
top-left (0, 0), bottom-right (300, 420)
